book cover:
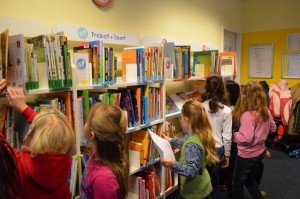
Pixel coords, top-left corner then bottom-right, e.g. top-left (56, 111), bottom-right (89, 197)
top-left (8, 34), bottom-right (28, 89)
top-left (163, 42), bottom-right (177, 79)
top-left (131, 129), bottom-right (150, 165)
top-left (129, 141), bottom-right (144, 166)
top-left (219, 51), bottom-right (237, 77)
top-left (121, 49), bottom-right (137, 83)
top-left (73, 52), bottom-right (91, 85)
top-left (1, 29), bottom-right (9, 81)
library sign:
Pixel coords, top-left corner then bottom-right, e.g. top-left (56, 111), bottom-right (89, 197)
top-left (52, 24), bottom-right (140, 46)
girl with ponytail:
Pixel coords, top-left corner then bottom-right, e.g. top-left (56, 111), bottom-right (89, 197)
top-left (201, 74), bottom-right (232, 199)
top-left (161, 100), bottom-right (219, 199)
top-left (81, 103), bottom-right (129, 199)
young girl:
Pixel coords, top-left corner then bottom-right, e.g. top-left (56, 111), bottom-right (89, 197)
top-left (161, 100), bottom-right (219, 199)
top-left (219, 80), bottom-right (240, 195)
top-left (201, 74), bottom-right (232, 199)
top-left (232, 81), bottom-right (276, 199)
top-left (5, 86), bottom-right (75, 199)
top-left (80, 103), bottom-right (129, 199)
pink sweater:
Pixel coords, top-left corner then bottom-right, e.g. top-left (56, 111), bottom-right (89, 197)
top-left (234, 111), bottom-right (276, 158)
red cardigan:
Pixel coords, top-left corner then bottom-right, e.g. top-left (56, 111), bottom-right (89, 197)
top-left (13, 107), bottom-right (72, 199)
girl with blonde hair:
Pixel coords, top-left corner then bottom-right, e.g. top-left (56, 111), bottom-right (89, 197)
top-left (232, 81), bottom-right (276, 199)
top-left (161, 100), bottom-right (219, 199)
top-left (5, 86), bottom-right (75, 199)
top-left (81, 103), bottom-right (129, 199)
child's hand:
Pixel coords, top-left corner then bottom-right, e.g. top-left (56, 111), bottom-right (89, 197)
top-left (6, 87), bottom-right (28, 113)
top-left (221, 156), bottom-right (229, 168)
top-left (0, 79), bottom-right (6, 95)
top-left (160, 158), bottom-right (175, 168)
top-left (265, 150), bottom-right (271, 159)
top-left (161, 133), bottom-right (171, 142)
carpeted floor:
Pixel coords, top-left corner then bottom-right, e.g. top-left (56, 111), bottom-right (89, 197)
top-left (166, 148), bottom-right (300, 199)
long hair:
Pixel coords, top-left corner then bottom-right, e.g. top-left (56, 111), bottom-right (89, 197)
top-left (0, 137), bottom-right (21, 199)
top-left (181, 101), bottom-right (219, 165)
top-left (24, 109), bottom-right (75, 156)
top-left (225, 80), bottom-right (240, 106)
top-left (85, 103), bottom-right (129, 197)
top-left (201, 74), bottom-right (226, 113)
top-left (232, 81), bottom-right (270, 125)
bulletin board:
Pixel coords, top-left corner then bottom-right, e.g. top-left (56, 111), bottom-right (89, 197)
top-left (282, 52), bottom-right (300, 78)
top-left (248, 43), bottom-right (274, 78)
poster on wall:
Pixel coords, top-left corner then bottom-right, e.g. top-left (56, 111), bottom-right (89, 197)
top-left (282, 52), bottom-right (300, 78)
top-left (287, 33), bottom-right (300, 51)
top-left (248, 43), bottom-right (274, 78)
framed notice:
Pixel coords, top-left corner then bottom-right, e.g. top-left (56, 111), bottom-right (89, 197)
top-left (282, 52), bottom-right (300, 78)
top-left (248, 43), bottom-right (274, 78)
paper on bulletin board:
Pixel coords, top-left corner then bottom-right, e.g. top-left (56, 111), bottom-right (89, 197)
top-left (282, 52), bottom-right (300, 78)
top-left (248, 44), bottom-right (274, 78)
top-left (148, 129), bottom-right (175, 160)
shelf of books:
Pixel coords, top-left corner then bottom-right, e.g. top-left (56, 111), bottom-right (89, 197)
top-left (1, 16), bottom-right (239, 199)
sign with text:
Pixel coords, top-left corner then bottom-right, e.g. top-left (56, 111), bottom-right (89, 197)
top-left (52, 23), bottom-right (140, 46)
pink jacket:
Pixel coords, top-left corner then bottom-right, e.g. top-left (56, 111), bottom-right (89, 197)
top-left (234, 111), bottom-right (276, 158)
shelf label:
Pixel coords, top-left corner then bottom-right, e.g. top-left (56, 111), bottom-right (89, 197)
top-left (52, 23), bottom-right (140, 46)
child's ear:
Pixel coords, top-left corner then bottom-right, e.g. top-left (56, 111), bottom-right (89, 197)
top-left (89, 131), bottom-right (95, 141)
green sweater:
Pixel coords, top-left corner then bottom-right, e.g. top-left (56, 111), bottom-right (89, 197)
top-left (179, 134), bottom-right (212, 199)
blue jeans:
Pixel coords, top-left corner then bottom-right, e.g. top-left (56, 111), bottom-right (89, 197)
top-left (206, 147), bottom-right (224, 199)
top-left (232, 152), bottom-right (264, 199)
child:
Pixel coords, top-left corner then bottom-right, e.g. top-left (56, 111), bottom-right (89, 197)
top-left (5, 86), bottom-right (75, 199)
top-left (0, 135), bottom-right (21, 198)
top-left (161, 100), bottom-right (219, 199)
top-left (201, 74), bottom-right (232, 199)
top-left (232, 81), bottom-right (277, 199)
top-left (80, 103), bottom-right (129, 199)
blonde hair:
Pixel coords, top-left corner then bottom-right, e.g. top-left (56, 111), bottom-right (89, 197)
top-left (85, 103), bottom-right (129, 196)
top-left (232, 81), bottom-right (270, 125)
top-left (181, 100), bottom-right (219, 165)
top-left (24, 109), bottom-right (75, 156)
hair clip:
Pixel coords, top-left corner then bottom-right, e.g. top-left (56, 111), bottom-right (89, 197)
top-left (122, 161), bottom-right (126, 167)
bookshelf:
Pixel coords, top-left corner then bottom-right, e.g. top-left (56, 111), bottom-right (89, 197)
top-left (1, 15), bottom-right (237, 199)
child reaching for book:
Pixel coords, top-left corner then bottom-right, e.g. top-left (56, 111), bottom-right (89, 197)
top-left (161, 100), bottom-right (219, 199)
top-left (80, 103), bottom-right (130, 199)
top-left (4, 86), bottom-right (75, 199)
top-left (232, 81), bottom-right (277, 199)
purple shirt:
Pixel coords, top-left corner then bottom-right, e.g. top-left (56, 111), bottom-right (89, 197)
top-left (80, 154), bottom-right (124, 199)
top-left (234, 111), bottom-right (276, 158)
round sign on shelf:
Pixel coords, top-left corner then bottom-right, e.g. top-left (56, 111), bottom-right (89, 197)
top-left (93, 0), bottom-right (113, 7)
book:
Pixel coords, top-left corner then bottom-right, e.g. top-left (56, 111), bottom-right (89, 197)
top-left (27, 35), bottom-right (51, 89)
top-left (192, 50), bottom-right (218, 78)
top-left (121, 49), bottom-right (137, 83)
top-left (8, 34), bottom-right (28, 89)
top-left (131, 129), bottom-right (151, 165)
top-left (73, 52), bottom-right (91, 85)
top-left (1, 29), bottom-right (9, 81)
top-left (129, 141), bottom-right (144, 166)
top-left (163, 42), bottom-right (177, 80)
top-left (219, 51), bottom-right (237, 77)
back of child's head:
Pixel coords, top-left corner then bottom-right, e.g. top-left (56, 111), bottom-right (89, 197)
top-left (225, 80), bottom-right (240, 106)
top-left (24, 109), bottom-right (75, 156)
top-left (0, 137), bottom-right (21, 198)
top-left (181, 100), bottom-right (219, 165)
top-left (201, 74), bottom-right (226, 113)
top-left (85, 103), bottom-right (129, 196)
top-left (233, 81), bottom-right (269, 123)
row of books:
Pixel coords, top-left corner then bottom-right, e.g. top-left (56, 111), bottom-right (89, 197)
top-left (166, 90), bottom-right (202, 114)
top-left (1, 29), bottom-right (73, 90)
top-left (129, 165), bottom-right (161, 199)
top-left (77, 85), bottom-right (163, 146)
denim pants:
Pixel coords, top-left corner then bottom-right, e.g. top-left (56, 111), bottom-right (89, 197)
top-left (206, 147), bottom-right (224, 199)
top-left (232, 152), bottom-right (264, 199)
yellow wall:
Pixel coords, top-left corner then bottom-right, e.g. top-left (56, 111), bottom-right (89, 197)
top-left (0, 0), bottom-right (243, 49)
top-left (241, 28), bottom-right (300, 87)
top-left (242, 0), bottom-right (300, 32)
